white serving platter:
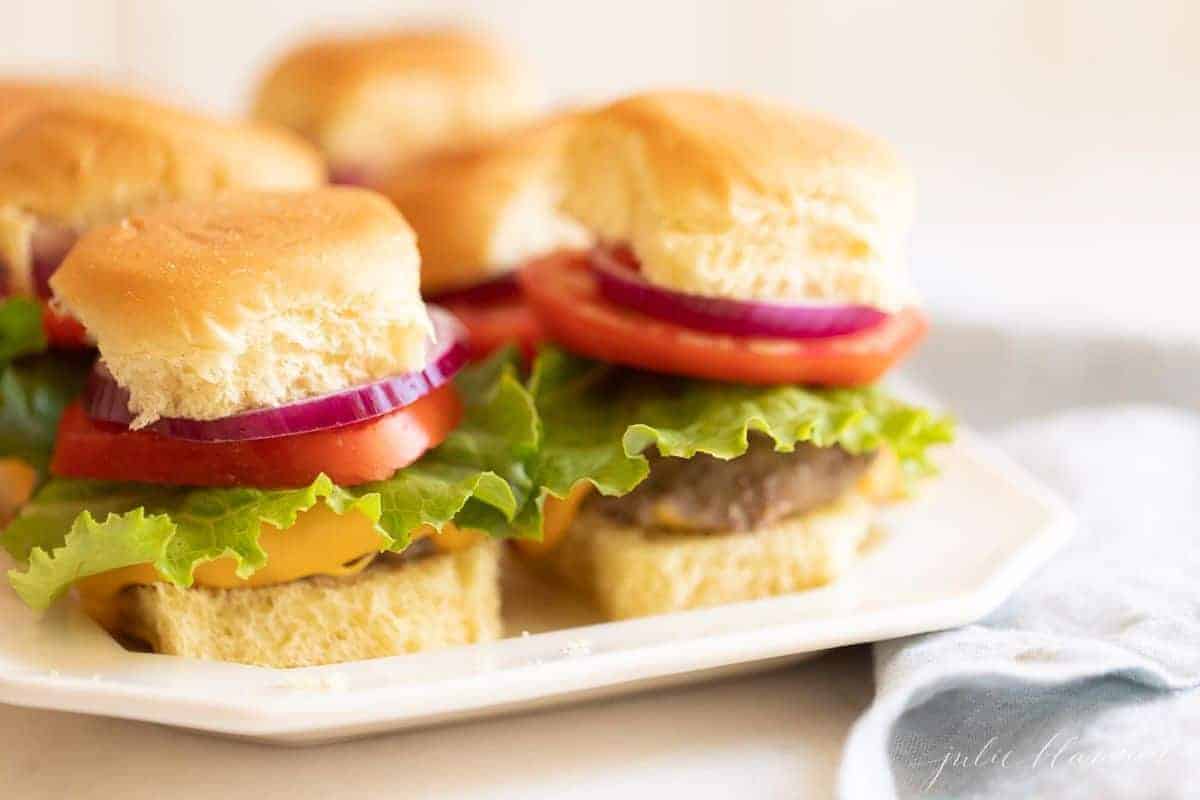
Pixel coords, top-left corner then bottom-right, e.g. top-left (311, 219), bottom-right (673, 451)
top-left (0, 430), bottom-right (1073, 744)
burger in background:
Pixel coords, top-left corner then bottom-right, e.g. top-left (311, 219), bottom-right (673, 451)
top-left (252, 27), bottom-right (540, 186)
top-left (0, 86), bottom-right (325, 498)
top-left (380, 117), bottom-right (590, 360)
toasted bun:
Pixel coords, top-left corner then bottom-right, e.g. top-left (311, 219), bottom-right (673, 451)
top-left (51, 188), bottom-right (430, 426)
top-left (252, 28), bottom-right (539, 175)
top-left (541, 494), bottom-right (872, 619)
top-left (382, 117), bottom-right (591, 295)
top-left (561, 91), bottom-right (917, 309)
top-left (120, 542), bottom-right (501, 668)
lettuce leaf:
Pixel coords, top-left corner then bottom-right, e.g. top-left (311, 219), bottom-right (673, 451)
top-left (0, 298), bottom-right (47, 365)
top-left (0, 353), bottom-right (92, 471)
top-left (2, 344), bottom-right (955, 612)
top-left (4, 350), bottom-right (539, 610)
top-left (2, 480), bottom-right (165, 565)
top-left (524, 347), bottom-right (955, 506)
top-left (0, 297), bottom-right (90, 472)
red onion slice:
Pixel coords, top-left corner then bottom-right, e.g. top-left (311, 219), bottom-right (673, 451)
top-left (427, 273), bottom-right (521, 307)
top-left (329, 163), bottom-right (374, 187)
top-left (589, 247), bottom-right (888, 339)
top-left (31, 224), bottom-right (78, 299)
top-left (84, 306), bottom-right (469, 442)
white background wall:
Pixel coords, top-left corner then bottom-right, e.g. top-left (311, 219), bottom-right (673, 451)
top-left (4, 0), bottom-right (1199, 336)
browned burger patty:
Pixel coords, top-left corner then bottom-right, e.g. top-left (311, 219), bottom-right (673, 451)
top-left (588, 435), bottom-right (875, 533)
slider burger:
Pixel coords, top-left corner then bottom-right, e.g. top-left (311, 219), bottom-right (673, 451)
top-left (2, 189), bottom-right (535, 667)
top-left (514, 92), bottom-right (954, 619)
top-left (381, 118), bottom-right (590, 359)
top-left (253, 28), bottom-right (539, 186)
top-left (0, 89), bottom-right (325, 489)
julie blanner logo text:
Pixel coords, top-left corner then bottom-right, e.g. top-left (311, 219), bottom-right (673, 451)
top-left (919, 730), bottom-right (1174, 792)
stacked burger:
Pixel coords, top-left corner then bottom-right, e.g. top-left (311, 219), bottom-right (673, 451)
top-left (5, 189), bottom-right (535, 667)
top-left (511, 92), bottom-right (952, 619)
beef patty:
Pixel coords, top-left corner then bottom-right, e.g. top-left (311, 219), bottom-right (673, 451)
top-left (588, 435), bottom-right (875, 534)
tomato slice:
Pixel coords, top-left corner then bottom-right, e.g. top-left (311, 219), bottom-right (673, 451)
top-left (51, 384), bottom-right (463, 488)
top-left (519, 252), bottom-right (928, 386)
top-left (443, 296), bottom-right (543, 361)
top-left (41, 300), bottom-right (89, 349)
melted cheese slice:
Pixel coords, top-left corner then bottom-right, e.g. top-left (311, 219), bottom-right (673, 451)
top-left (513, 481), bottom-right (593, 557)
top-left (0, 459), bottom-right (36, 526)
top-left (77, 502), bottom-right (482, 631)
top-left (857, 445), bottom-right (906, 503)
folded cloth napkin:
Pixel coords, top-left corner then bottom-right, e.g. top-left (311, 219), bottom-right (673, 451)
top-left (837, 405), bottom-right (1200, 799)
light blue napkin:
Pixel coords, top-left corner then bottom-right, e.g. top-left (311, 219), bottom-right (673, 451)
top-left (837, 405), bottom-right (1200, 799)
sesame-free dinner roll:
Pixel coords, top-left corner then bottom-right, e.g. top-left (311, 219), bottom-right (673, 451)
top-left (253, 27), bottom-right (539, 180)
top-left (560, 91), bottom-right (917, 310)
top-left (50, 188), bottom-right (430, 426)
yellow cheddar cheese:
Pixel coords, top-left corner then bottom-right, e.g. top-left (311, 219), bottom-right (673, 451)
top-left (76, 501), bottom-right (482, 630)
top-left (513, 481), bottom-right (593, 557)
top-left (857, 445), bottom-right (907, 503)
top-left (0, 459), bottom-right (36, 526)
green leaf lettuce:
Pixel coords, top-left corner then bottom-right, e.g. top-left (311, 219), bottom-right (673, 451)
top-left (0, 297), bottom-right (47, 365)
top-left (2, 345), bottom-right (955, 613)
top-left (3, 350), bottom-right (538, 610)
top-left (0, 297), bottom-right (91, 472)
top-left (0, 353), bottom-right (92, 472)
top-left (524, 346), bottom-right (955, 507)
